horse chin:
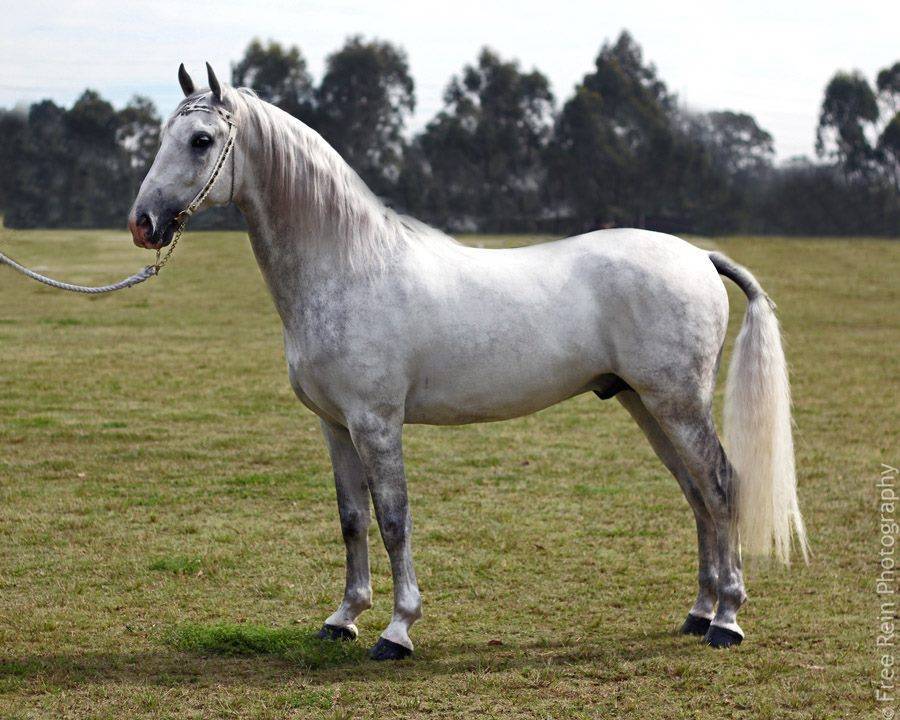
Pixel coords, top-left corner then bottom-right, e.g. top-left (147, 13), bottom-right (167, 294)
top-left (157, 221), bottom-right (178, 248)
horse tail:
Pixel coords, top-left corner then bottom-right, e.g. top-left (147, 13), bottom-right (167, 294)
top-left (709, 251), bottom-right (809, 565)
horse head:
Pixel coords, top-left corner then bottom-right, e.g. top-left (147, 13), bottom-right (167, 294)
top-left (128, 63), bottom-right (236, 250)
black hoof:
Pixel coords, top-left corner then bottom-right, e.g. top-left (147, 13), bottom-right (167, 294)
top-left (368, 636), bottom-right (413, 661)
top-left (680, 613), bottom-right (712, 636)
top-left (316, 623), bottom-right (357, 641)
top-left (704, 624), bottom-right (743, 648)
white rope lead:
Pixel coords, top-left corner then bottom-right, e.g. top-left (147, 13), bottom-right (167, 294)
top-left (0, 252), bottom-right (158, 294)
top-left (0, 103), bottom-right (236, 297)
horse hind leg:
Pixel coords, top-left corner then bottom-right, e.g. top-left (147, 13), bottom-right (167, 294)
top-left (616, 390), bottom-right (719, 636)
top-left (640, 394), bottom-right (747, 648)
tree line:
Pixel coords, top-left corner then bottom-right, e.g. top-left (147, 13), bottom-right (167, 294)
top-left (1, 32), bottom-right (897, 236)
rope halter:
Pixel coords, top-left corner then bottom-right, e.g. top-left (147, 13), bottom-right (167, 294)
top-left (154, 102), bottom-right (238, 273)
top-left (0, 101), bottom-right (238, 294)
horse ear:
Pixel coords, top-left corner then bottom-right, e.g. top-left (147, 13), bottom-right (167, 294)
top-left (206, 62), bottom-right (222, 101)
top-left (178, 63), bottom-right (195, 97)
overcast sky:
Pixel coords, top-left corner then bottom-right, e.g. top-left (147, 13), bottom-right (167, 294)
top-left (2, 0), bottom-right (897, 160)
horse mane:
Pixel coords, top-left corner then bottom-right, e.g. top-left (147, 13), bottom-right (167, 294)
top-left (173, 86), bottom-right (456, 271)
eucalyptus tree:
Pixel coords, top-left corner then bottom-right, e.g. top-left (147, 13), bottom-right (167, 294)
top-left (875, 62), bottom-right (900, 189)
top-left (64, 90), bottom-right (135, 227)
top-left (116, 95), bottom-right (161, 195)
top-left (701, 111), bottom-right (774, 176)
top-left (876, 62), bottom-right (900, 115)
top-left (816, 71), bottom-right (879, 178)
top-left (231, 38), bottom-right (316, 122)
top-left (4, 100), bottom-right (70, 227)
top-left (410, 48), bottom-right (553, 230)
top-left (549, 31), bottom-right (677, 229)
top-left (0, 107), bottom-right (28, 217)
top-left (315, 37), bottom-right (415, 197)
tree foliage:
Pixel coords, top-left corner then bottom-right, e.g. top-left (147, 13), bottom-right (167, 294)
top-left (316, 37), bottom-right (415, 195)
top-left (550, 31), bottom-right (692, 229)
top-left (701, 111), bottom-right (774, 175)
top-left (1, 92), bottom-right (153, 228)
top-left (816, 71), bottom-right (879, 176)
top-left (231, 39), bottom-right (315, 121)
top-left (0, 34), bottom-right (896, 237)
top-left (407, 48), bottom-right (553, 230)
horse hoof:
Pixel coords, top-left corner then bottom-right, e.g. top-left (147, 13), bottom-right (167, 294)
top-left (704, 624), bottom-right (743, 648)
top-left (317, 623), bottom-right (357, 641)
top-left (369, 637), bottom-right (413, 661)
top-left (680, 613), bottom-right (712, 636)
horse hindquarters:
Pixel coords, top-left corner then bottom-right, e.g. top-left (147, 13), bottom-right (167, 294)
top-left (622, 251), bottom-right (807, 647)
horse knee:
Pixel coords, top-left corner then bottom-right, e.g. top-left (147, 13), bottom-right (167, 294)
top-left (339, 507), bottom-right (370, 542)
top-left (378, 512), bottom-right (410, 551)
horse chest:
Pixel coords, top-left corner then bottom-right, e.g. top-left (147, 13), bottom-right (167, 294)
top-left (281, 303), bottom-right (389, 425)
top-left (282, 327), bottom-right (346, 422)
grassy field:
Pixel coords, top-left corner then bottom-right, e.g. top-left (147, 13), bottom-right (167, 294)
top-left (0, 227), bottom-right (896, 719)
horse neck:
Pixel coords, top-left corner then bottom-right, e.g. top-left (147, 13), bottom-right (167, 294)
top-left (234, 112), bottom-right (403, 299)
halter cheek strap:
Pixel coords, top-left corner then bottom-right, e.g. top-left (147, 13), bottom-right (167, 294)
top-left (174, 103), bottom-right (238, 223)
top-left (154, 103), bottom-right (238, 272)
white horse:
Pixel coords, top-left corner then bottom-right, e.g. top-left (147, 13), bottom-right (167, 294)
top-left (129, 64), bottom-right (808, 660)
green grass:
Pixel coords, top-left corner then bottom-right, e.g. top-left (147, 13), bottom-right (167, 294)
top-left (168, 623), bottom-right (366, 668)
top-left (148, 556), bottom-right (203, 575)
top-left (0, 227), bottom-right (896, 719)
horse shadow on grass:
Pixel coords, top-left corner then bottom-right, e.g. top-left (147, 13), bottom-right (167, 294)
top-left (0, 621), bottom-right (701, 691)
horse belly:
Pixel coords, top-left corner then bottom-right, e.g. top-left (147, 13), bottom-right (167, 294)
top-left (403, 337), bottom-right (603, 425)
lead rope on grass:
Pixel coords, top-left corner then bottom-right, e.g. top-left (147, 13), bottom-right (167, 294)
top-left (0, 104), bottom-right (236, 296)
top-left (0, 251), bottom-right (158, 294)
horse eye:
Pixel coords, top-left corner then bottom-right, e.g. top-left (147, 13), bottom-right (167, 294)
top-left (191, 133), bottom-right (212, 149)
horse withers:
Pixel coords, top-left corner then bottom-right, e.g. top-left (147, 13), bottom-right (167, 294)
top-left (128, 64), bottom-right (808, 660)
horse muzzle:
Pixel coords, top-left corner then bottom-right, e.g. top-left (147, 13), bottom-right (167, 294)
top-left (129, 211), bottom-right (178, 250)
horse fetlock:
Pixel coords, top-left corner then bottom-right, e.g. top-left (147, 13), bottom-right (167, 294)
top-left (326, 587), bottom-right (373, 629)
top-left (323, 605), bottom-right (359, 629)
top-left (717, 581), bottom-right (746, 610)
top-left (347, 586), bottom-right (373, 613)
top-left (381, 619), bottom-right (416, 651)
top-left (395, 588), bottom-right (422, 622)
top-left (690, 593), bottom-right (716, 620)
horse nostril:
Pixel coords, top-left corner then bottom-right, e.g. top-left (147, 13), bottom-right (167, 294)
top-left (137, 213), bottom-right (153, 239)
top-left (135, 213), bottom-right (155, 243)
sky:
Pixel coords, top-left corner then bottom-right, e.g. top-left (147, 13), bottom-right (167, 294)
top-left (2, 0), bottom-right (897, 161)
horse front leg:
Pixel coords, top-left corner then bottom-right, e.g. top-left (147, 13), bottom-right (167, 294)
top-left (348, 413), bottom-right (421, 660)
top-left (317, 419), bottom-right (373, 641)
